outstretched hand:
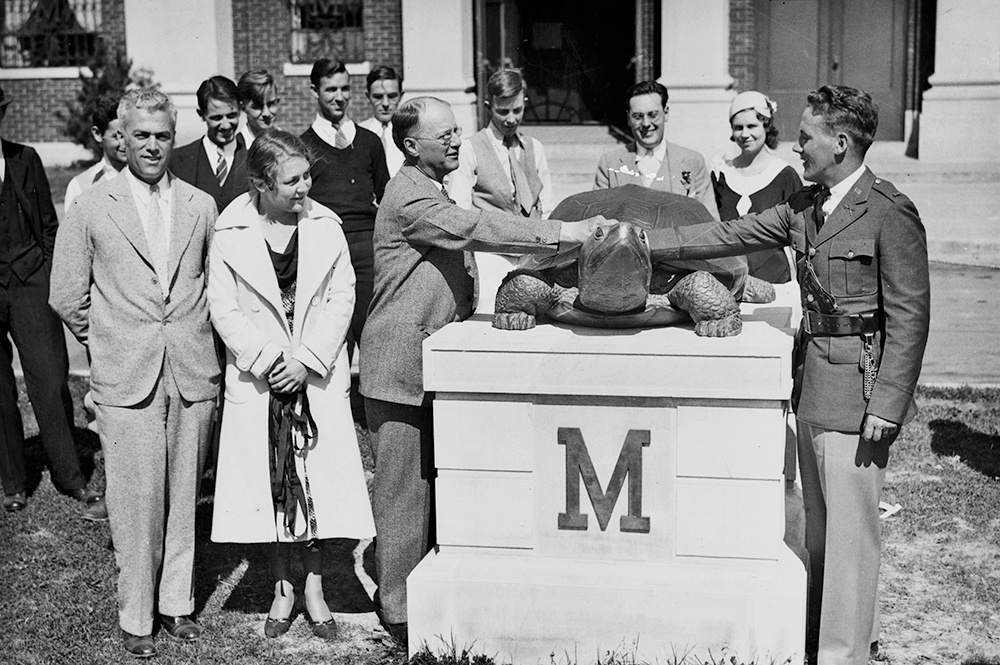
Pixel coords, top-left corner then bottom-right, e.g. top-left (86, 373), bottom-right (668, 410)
top-left (558, 215), bottom-right (614, 247)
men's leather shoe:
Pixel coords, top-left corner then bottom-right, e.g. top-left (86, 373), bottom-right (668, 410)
top-left (68, 487), bottom-right (102, 505)
top-left (81, 497), bottom-right (109, 522)
top-left (3, 493), bottom-right (26, 512)
top-left (122, 631), bottom-right (155, 658)
top-left (159, 615), bottom-right (201, 641)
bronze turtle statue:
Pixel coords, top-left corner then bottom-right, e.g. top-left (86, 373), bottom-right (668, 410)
top-left (492, 185), bottom-right (776, 337)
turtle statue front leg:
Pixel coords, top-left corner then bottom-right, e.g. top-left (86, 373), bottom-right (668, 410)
top-left (667, 270), bottom-right (742, 337)
top-left (493, 270), bottom-right (561, 330)
top-left (743, 274), bottom-right (777, 303)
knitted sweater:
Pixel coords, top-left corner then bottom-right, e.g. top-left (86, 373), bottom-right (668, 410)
top-left (300, 126), bottom-right (390, 233)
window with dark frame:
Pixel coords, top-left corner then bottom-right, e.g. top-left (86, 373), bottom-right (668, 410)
top-left (290, 0), bottom-right (364, 64)
top-left (1, 0), bottom-right (102, 68)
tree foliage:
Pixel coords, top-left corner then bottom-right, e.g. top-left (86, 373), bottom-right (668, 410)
top-left (58, 45), bottom-right (158, 161)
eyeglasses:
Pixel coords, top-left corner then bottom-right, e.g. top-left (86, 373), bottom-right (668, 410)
top-left (413, 126), bottom-right (462, 146)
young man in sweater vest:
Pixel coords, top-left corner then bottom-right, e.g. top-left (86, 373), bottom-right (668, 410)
top-left (300, 59), bottom-right (390, 357)
top-left (448, 68), bottom-right (553, 219)
top-left (359, 66), bottom-right (405, 177)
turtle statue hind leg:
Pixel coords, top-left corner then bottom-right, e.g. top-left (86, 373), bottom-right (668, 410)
top-left (668, 270), bottom-right (743, 337)
top-left (493, 270), bottom-right (561, 330)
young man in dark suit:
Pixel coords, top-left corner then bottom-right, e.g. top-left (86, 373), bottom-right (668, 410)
top-left (0, 85), bottom-right (101, 515)
top-left (645, 85), bottom-right (930, 665)
top-left (169, 75), bottom-right (249, 213)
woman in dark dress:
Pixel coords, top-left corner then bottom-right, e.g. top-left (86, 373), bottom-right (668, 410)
top-left (711, 91), bottom-right (802, 283)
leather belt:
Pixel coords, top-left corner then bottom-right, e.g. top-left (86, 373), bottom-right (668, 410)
top-left (802, 310), bottom-right (878, 336)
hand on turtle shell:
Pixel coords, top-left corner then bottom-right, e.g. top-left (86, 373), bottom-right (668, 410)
top-left (558, 215), bottom-right (614, 248)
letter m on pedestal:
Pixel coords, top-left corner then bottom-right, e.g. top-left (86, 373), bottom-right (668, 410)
top-left (557, 428), bottom-right (650, 534)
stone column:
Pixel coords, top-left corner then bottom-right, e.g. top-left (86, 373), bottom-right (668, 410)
top-left (919, 0), bottom-right (1000, 162)
top-left (657, 0), bottom-right (734, 161)
top-left (401, 0), bottom-right (478, 134)
top-left (124, 0), bottom-right (235, 144)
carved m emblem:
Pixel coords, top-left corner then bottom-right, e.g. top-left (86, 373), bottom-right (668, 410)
top-left (557, 427), bottom-right (650, 534)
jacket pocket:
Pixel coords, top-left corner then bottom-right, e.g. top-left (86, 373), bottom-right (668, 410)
top-left (827, 335), bottom-right (861, 365)
top-left (828, 237), bottom-right (876, 296)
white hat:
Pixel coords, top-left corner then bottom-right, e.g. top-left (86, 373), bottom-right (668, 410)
top-left (729, 91), bottom-right (774, 120)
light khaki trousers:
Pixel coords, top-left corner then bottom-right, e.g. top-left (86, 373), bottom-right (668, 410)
top-left (797, 420), bottom-right (891, 665)
top-left (95, 361), bottom-right (215, 636)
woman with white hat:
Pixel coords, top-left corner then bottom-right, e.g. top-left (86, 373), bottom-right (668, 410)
top-left (711, 91), bottom-right (801, 283)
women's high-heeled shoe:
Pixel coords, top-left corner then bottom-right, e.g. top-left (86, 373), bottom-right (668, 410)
top-left (263, 615), bottom-right (291, 638)
top-left (308, 614), bottom-right (337, 640)
top-left (264, 585), bottom-right (294, 638)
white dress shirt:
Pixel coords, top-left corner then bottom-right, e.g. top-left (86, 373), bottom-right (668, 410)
top-left (824, 164), bottom-right (868, 219)
top-left (358, 116), bottom-right (404, 176)
top-left (125, 169), bottom-right (172, 248)
top-left (63, 157), bottom-right (123, 212)
top-left (201, 135), bottom-right (237, 178)
top-left (311, 114), bottom-right (356, 149)
top-left (636, 138), bottom-right (668, 186)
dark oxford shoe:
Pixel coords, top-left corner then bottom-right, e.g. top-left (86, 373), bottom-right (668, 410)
top-left (67, 487), bottom-right (102, 505)
top-left (159, 615), bottom-right (201, 641)
top-left (3, 492), bottom-right (26, 512)
top-left (122, 631), bottom-right (155, 658)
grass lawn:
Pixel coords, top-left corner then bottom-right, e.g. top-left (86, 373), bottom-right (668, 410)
top-left (2, 378), bottom-right (999, 665)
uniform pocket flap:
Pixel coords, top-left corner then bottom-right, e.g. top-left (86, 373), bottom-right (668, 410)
top-left (830, 237), bottom-right (875, 260)
top-left (827, 335), bottom-right (861, 364)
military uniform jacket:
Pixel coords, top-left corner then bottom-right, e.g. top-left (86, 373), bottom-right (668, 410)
top-left (646, 168), bottom-right (930, 432)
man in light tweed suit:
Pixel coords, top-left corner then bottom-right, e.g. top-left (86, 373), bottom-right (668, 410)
top-left (50, 89), bottom-right (220, 658)
top-left (360, 97), bottom-right (607, 645)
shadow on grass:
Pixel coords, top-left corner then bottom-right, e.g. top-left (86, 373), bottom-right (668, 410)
top-left (928, 419), bottom-right (1000, 480)
top-left (193, 497), bottom-right (379, 621)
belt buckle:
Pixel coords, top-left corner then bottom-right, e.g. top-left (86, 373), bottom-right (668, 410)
top-left (803, 310), bottom-right (814, 335)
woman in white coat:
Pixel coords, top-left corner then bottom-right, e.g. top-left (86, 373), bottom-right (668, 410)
top-left (208, 129), bottom-right (375, 639)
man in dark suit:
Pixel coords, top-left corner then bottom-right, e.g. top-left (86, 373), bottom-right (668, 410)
top-left (595, 80), bottom-right (720, 220)
top-left (169, 75), bottom-right (248, 213)
top-left (0, 84), bottom-right (100, 514)
top-left (360, 96), bottom-right (607, 644)
top-left (51, 88), bottom-right (221, 658)
top-left (645, 85), bottom-right (930, 665)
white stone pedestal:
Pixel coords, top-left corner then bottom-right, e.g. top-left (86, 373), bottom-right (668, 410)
top-left (410, 306), bottom-right (806, 664)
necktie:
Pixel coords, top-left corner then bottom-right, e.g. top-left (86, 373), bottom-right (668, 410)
top-left (814, 186), bottom-right (831, 231)
top-left (215, 149), bottom-right (228, 186)
top-left (147, 184), bottom-right (169, 297)
top-left (380, 123), bottom-right (391, 153)
top-left (334, 125), bottom-right (349, 150)
top-left (504, 135), bottom-right (533, 216)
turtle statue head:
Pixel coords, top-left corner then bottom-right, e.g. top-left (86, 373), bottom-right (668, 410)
top-left (576, 221), bottom-right (652, 315)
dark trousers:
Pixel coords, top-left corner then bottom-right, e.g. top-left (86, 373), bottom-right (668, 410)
top-left (365, 397), bottom-right (436, 625)
top-left (0, 266), bottom-right (82, 495)
top-left (344, 228), bottom-right (374, 358)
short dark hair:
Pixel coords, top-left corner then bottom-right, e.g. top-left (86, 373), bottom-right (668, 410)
top-left (237, 69), bottom-right (277, 107)
top-left (310, 59), bottom-right (348, 88)
top-left (246, 128), bottom-right (314, 190)
top-left (391, 97), bottom-right (431, 155)
top-left (486, 68), bottom-right (526, 101)
top-left (196, 75), bottom-right (239, 113)
top-left (806, 85), bottom-right (879, 153)
top-left (92, 92), bottom-right (123, 134)
top-left (366, 65), bottom-right (401, 93)
top-left (626, 80), bottom-right (669, 109)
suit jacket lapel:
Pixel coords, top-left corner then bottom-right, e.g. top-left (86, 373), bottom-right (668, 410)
top-left (815, 168), bottom-right (874, 246)
top-left (660, 142), bottom-right (681, 194)
top-left (106, 176), bottom-right (155, 268)
top-left (167, 180), bottom-right (199, 282)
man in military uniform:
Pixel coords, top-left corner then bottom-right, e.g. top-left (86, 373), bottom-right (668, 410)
top-left (644, 85), bottom-right (930, 665)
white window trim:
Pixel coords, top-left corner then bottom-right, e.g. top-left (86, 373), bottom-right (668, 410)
top-left (0, 67), bottom-right (92, 80)
top-left (283, 61), bottom-right (371, 77)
